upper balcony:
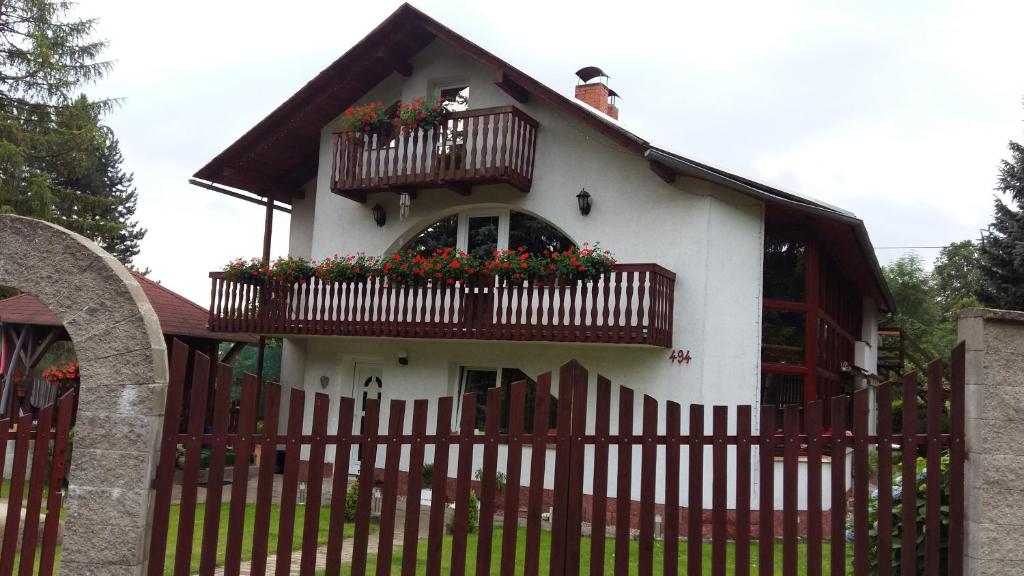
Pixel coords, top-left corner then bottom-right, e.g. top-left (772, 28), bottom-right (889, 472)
top-left (208, 264), bottom-right (675, 347)
top-left (330, 106), bottom-right (538, 200)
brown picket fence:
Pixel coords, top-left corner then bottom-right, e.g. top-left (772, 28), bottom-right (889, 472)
top-left (147, 339), bottom-right (965, 576)
top-left (0, 389), bottom-right (76, 576)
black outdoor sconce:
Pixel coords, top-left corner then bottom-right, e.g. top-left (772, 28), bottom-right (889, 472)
top-left (577, 188), bottom-right (592, 216)
top-left (372, 203), bottom-right (386, 227)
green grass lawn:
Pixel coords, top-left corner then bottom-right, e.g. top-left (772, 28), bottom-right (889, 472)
top-left (9, 500), bottom-right (367, 576)
top-left (344, 526), bottom-right (846, 576)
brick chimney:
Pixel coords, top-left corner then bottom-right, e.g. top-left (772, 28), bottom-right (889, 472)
top-left (574, 66), bottom-right (619, 120)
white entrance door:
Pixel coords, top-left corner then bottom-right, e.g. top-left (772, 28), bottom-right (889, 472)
top-left (351, 363), bottom-right (383, 475)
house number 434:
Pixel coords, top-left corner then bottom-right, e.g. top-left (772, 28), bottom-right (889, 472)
top-left (668, 349), bottom-right (692, 365)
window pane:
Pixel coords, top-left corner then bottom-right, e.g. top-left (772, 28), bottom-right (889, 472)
top-left (460, 368), bottom-right (497, 431)
top-left (467, 215), bottom-right (499, 261)
top-left (761, 310), bottom-right (805, 364)
top-left (440, 85), bottom-right (469, 111)
top-left (760, 372), bottom-right (804, 407)
top-left (763, 235), bottom-right (806, 301)
top-left (402, 214), bottom-right (458, 255)
top-left (508, 211), bottom-right (575, 255)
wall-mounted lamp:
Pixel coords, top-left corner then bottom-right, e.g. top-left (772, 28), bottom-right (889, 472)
top-left (397, 349), bottom-right (409, 366)
top-left (576, 188), bottom-right (592, 216)
top-left (319, 375), bottom-right (330, 390)
top-left (372, 203), bottom-right (386, 227)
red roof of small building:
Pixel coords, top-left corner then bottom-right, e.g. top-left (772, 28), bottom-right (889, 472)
top-left (0, 272), bottom-right (255, 344)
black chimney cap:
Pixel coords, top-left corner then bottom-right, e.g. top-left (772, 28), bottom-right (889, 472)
top-left (575, 66), bottom-right (609, 84)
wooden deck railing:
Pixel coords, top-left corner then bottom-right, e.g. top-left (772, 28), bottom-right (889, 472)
top-left (208, 264), bottom-right (675, 347)
top-left (330, 105), bottom-right (538, 196)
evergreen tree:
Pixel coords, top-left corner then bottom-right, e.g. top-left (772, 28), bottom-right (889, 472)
top-left (0, 1), bottom-right (145, 265)
top-left (979, 137), bottom-right (1024, 311)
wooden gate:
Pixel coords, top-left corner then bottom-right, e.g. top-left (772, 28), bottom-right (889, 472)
top-left (149, 339), bottom-right (965, 575)
top-left (0, 389), bottom-right (76, 576)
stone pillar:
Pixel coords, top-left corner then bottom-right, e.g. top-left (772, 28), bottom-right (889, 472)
top-left (958, 308), bottom-right (1024, 576)
top-left (0, 215), bottom-right (167, 575)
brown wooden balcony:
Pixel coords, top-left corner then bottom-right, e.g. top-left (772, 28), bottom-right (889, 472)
top-left (330, 106), bottom-right (538, 199)
top-left (208, 264), bottom-right (675, 347)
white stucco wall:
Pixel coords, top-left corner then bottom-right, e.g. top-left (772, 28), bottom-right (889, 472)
top-left (282, 38), bottom-right (788, 507)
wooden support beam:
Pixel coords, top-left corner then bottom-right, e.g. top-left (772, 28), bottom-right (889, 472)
top-left (26, 328), bottom-right (61, 370)
top-left (333, 189), bottom-right (368, 203)
top-left (220, 341), bottom-right (247, 366)
top-left (648, 160), bottom-right (677, 184)
top-left (494, 70), bottom-right (529, 103)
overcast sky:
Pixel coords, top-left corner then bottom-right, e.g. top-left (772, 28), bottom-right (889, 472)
top-left (79, 0), bottom-right (1024, 305)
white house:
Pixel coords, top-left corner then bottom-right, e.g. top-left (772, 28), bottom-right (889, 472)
top-left (192, 4), bottom-right (893, 513)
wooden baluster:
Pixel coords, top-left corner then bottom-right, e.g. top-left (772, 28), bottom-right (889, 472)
top-left (623, 270), bottom-right (636, 343)
top-left (480, 112), bottom-right (491, 177)
top-left (612, 269), bottom-right (623, 342)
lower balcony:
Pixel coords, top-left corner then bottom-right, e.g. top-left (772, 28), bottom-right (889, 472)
top-left (208, 264), bottom-right (675, 347)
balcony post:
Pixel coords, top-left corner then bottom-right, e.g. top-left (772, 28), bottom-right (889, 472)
top-left (256, 194), bottom-right (274, 385)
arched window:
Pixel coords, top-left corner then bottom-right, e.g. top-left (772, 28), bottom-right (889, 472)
top-left (400, 209), bottom-right (574, 259)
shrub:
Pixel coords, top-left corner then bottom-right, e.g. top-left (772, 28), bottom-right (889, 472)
top-left (486, 247), bottom-right (544, 283)
top-left (548, 243), bottom-right (615, 283)
top-left (223, 257), bottom-right (265, 282)
top-left (422, 463), bottom-right (435, 486)
top-left (268, 256), bottom-right (316, 283)
top-left (345, 481), bottom-right (360, 521)
top-left (398, 97), bottom-right (448, 130)
top-left (860, 452), bottom-right (950, 574)
top-left (316, 253), bottom-right (378, 283)
top-left (340, 102), bottom-right (393, 134)
top-left (474, 467), bottom-right (508, 491)
top-left (467, 489), bottom-right (480, 533)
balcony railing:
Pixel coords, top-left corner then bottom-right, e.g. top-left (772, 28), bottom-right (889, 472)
top-left (208, 264), bottom-right (675, 347)
top-left (330, 106), bottom-right (538, 197)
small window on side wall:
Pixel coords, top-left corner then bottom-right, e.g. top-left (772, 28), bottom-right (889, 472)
top-left (439, 84), bottom-right (469, 112)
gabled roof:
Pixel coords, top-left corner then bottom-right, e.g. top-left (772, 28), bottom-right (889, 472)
top-left (192, 3), bottom-right (648, 201)
top-left (193, 3), bottom-right (894, 311)
top-left (0, 272), bottom-right (256, 344)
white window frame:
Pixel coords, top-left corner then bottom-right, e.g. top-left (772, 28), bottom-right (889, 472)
top-left (453, 366), bottom-right (500, 430)
top-left (456, 208), bottom-right (510, 255)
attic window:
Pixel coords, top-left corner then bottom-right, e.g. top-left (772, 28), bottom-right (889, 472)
top-left (439, 85), bottom-right (469, 112)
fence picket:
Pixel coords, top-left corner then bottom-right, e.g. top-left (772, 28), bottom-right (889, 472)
top-left (901, 372), bottom-right (918, 576)
top-left (500, 382), bottom-right (527, 576)
top-left (223, 373), bottom-right (259, 576)
top-left (876, 383), bottom-right (894, 576)
top-left (639, 396), bottom-right (658, 576)
top-left (450, 392), bottom-right (477, 576)
top-left (250, 383), bottom-right (282, 576)
top-left (758, 405), bottom-right (776, 576)
top-left (375, 399), bottom-right (406, 576)
top-left (147, 339), bottom-right (186, 576)
top-left (925, 360), bottom-right (944, 576)
top-left (687, 404), bottom-right (704, 576)
top-left (172, 352), bottom-right (211, 576)
top-left (734, 405), bottom-right (752, 576)
top-left (614, 386), bottom-right (635, 576)
top-left (712, 406), bottom-right (729, 576)
top-left (806, 401), bottom-right (824, 576)
top-left (38, 390), bottom-right (75, 576)
top-left (783, 405), bottom-right (800, 575)
top-left (351, 397), bottom-right (381, 576)
top-left (949, 343), bottom-right (966, 576)
top-left (475, 387), bottom-right (502, 576)
top-left (830, 395), bottom-right (848, 576)
top-left (325, 397), bottom-right (356, 576)
top-left (853, 388), bottom-right (870, 576)
top-left (274, 387), bottom-right (306, 576)
top-left (198, 363), bottom-right (235, 576)
top-left (549, 365), bottom-right (575, 576)
top-left (299, 393), bottom-right (330, 576)
top-left (590, 377), bottom-right (612, 576)
top-left (16, 402), bottom-right (52, 576)
top-left (0, 412), bottom-right (32, 576)
top-left (401, 399), bottom-right (429, 576)
top-left (524, 374), bottom-right (551, 576)
top-left (426, 397), bottom-right (454, 576)
top-left (665, 401), bottom-right (682, 576)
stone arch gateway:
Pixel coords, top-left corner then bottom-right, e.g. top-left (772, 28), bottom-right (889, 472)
top-left (0, 215), bottom-right (167, 575)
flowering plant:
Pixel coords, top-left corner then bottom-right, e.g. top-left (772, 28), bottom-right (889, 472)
top-left (485, 247), bottom-right (544, 283)
top-left (316, 254), bottom-right (378, 283)
top-left (223, 257), bottom-right (266, 282)
top-left (377, 249), bottom-right (422, 285)
top-left (339, 102), bottom-right (393, 134)
top-left (268, 256), bottom-right (316, 284)
top-left (398, 97), bottom-right (448, 130)
top-left (42, 360), bottom-right (80, 384)
top-left (423, 247), bottom-right (479, 285)
top-left (548, 243), bottom-right (616, 282)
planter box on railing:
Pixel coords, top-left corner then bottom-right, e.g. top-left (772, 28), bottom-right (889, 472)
top-left (208, 264), bottom-right (675, 347)
top-left (330, 106), bottom-right (538, 198)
